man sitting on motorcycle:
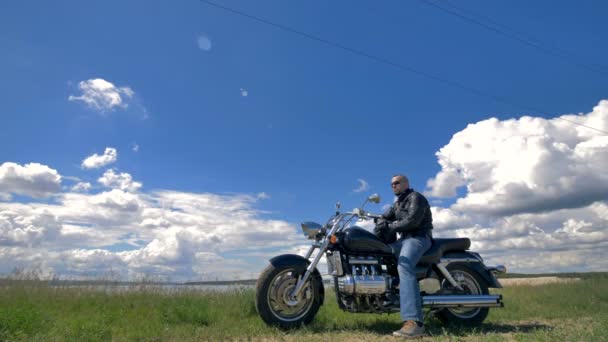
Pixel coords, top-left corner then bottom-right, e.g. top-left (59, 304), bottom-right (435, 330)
top-left (374, 174), bottom-right (434, 338)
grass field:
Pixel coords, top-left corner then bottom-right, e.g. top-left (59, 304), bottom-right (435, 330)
top-left (0, 275), bottom-right (607, 341)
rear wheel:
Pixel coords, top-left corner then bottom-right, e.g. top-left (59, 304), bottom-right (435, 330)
top-left (435, 263), bottom-right (490, 327)
top-left (255, 263), bottom-right (323, 329)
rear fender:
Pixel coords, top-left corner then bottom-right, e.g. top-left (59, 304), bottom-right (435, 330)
top-left (441, 251), bottom-right (502, 288)
top-left (268, 254), bottom-right (325, 304)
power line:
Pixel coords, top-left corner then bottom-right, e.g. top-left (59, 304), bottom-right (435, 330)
top-left (200, 0), bottom-right (608, 135)
top-left (419, 0), bottom-right (608, 75)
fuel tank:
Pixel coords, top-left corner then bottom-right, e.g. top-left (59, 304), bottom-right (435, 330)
top-left (341, 226), bottom-right (393, 255)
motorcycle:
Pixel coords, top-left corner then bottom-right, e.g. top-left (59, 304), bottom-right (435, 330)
top-left (255, 194), bottom-right (506, 329)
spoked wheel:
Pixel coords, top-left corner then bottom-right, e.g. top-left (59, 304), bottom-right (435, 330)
top-left (435, 263), bottom-right (490, 327)
top-left (255, 263), bottom-right (323, 329)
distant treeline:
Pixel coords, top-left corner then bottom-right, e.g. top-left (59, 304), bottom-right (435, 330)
top-left (2, 272), bottom-right (606, 286)
top-left (0, 278), bottom-right (181, 286)
top-left (496, 272), bottom-right (608, 279)
top-left (183, 279), bottom-right (257, 285)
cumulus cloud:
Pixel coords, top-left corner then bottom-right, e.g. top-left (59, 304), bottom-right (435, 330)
top-left (69, 78), bottom-right (135, 112)
top-left (98, 170), bottom-right (142, 192)
top-left (425, 100), bottom-right (608, 273)
top-left (0, 162), bottom-right (62, 198)
top-left (81, 148), bottom-right (117, 169)
top-left (71, 182), bottom-right (91, 193)
top-left (0, 210), bottom-right (61, 247)
top-left (430, 207), bottom-right (472, 231)
top-left (353, 178), bottom-right (370, 193)
top-left (426, 100), bottom-right (608, 216)
top-left (4, 100), bottom-right (606, 280)
top-left (240, 88), bottom-right (248, 97)
top-left (435, 203), bottom-right (608, 273)
top-left (0, 183), bottom-right (303, 281)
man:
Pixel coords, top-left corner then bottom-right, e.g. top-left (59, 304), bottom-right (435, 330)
top-left (374, 174), bottom-right (433, 338)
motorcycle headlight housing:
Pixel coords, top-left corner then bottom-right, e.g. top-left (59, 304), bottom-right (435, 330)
top-left (300, 221), bottom-right (323, 240)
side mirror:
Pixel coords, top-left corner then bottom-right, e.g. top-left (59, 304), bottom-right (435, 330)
top-left (368, 193), bottom-right (381, 204)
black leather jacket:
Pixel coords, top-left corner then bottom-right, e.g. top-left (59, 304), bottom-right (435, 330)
top-left (382, 189), bottom-right (433, 240)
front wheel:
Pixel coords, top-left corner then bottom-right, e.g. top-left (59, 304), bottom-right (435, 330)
top-left (435, 263), bottom-right (490, 327)
top-left (255, 263), bottom-right (323, 329)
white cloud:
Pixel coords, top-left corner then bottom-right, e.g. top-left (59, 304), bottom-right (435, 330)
top-left (353, 178), bottom-right (369, 193)
top-left (0, 162), bottom-right (62, 198)
top-left (197, 34), bottom-right (212, 51)
top-left (0, 187), bottom-right (305, 281)
top-left (430, 206), bottom-right (472, 231)
top-left (240, 88), bottom-right (248, 97)
top-left (425, 100), bottom-right (608, 273)
top-left (81, 148), bottom-right (117, 169)
top-left (435, 203), bottom-right (608, 273)
top-left (98, 170), bottom-right (142, 192)
top-left (132, 144), bottom-right (140, 152)
top-left (426, 100), bottom-right (608, 216)
top-left (68, 78), bottom-right (135, 112)
top-left (71, 182), bottom-right (91, 193)
top-left (0, 210), bottom-right (61, 247)
top-left (4, 98), bottom-right (606, 281)
top-left (257, 192), bottom-right (270, 200)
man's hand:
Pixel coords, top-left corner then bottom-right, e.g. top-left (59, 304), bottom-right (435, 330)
top-left (374, 220), bottom-right (390, 241)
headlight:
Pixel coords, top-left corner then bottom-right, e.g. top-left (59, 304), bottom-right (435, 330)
top-left (300, 221), bottom-right (323, 239)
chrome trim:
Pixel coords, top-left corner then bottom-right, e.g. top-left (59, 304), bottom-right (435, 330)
top-left (337, 275), bottom-right (355, 294)
top-left (337, 274), bottom-right (389, 295)
top-left (291, 216), bottom-right (343, 297)
top-left (327, 251), bottom-right (343, 276)
top-left (423, 294), bottom-right (503, 308)
top-left (303, 245), bottom-right (316, 259)
top-left (439, 257), bottom-right (482, 265)
top-left (300, 221), bottom-right (323, 239)
top-left (488, 265), bottom-right (507, 273)
top-left (436, 263), bottom-right (463, 291)
top-left (349, 257), bottom-right (378, 265)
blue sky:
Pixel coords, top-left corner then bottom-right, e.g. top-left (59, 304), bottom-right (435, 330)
top-left (1, 1), bottom-right (607, 280)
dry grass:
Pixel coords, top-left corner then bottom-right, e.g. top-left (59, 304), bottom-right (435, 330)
top-left (499, 276), bottom-right (581, 286)
top-left (0, 275), bottom-right (606, 341)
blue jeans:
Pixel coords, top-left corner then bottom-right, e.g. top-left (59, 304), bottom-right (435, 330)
top-left (390, 235), bottom-right (432, 322)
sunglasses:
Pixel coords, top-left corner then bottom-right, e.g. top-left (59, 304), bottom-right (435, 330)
top-left (391, 181), bottom-right (401, 187)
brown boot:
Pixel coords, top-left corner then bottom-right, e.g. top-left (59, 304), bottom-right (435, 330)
top-left (392, 320), bottom-right (426, 338)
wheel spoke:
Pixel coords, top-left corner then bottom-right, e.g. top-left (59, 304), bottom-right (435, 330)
top-left (266, 269), bottom-right (314, 322)
top-left (444, 269), bottom-right (482, 318)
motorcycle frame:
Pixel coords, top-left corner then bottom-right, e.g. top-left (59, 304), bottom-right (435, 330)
top-left (292, 210), bottom-right (503, 298)
top-left (291, 211), bottom-right (369, 298)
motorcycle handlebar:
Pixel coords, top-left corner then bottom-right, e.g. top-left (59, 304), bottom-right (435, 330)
top-left (349, 209), bottom-right (382, 219)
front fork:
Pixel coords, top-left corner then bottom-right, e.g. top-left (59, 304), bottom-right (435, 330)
top-left (291, 241), bottom-right (327, 298)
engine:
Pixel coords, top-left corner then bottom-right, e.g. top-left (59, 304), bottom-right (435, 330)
top-left (328, 251), bottom-right (394, 295)
top-left (337, 257), bottom-right (392, 295)
top-left (327, 252), bottom-right (397, 313)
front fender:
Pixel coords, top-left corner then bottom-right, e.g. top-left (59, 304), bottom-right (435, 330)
top-left (268, 254), bottom-right (325, 304)
top-left (269, 254), bottom-right (309, 273)
top-left (442, 251), bottom-right (503, 288)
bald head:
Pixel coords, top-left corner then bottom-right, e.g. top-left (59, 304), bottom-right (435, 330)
top-left (391, 174), bottom-right (410, 195)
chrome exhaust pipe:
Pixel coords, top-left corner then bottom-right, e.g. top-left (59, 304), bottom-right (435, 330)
top-left (422, 295), bottom-right (503, 308)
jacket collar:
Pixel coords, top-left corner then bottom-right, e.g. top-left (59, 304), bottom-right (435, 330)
top-left (396, 188), bottom-right (413, 202)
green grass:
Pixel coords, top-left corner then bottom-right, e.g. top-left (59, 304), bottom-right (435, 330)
top-left (0, 276), bottom-right (606, 341)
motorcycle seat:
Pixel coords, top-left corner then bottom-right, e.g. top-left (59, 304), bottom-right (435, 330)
top-left (418, 238), bottom-right (471, 265)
